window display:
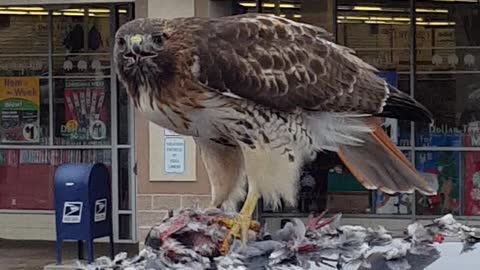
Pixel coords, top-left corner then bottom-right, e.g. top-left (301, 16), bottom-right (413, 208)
top-left (415, 151), bottom-right (460, 215)
top-left (415, 74), bottom-right (480, 148)
top-left (464, 152), bottom-right (480, 215)
top-left (0, 12), bottom-right (48, 54)
top-left (0, 149), bottom-right (111, 210)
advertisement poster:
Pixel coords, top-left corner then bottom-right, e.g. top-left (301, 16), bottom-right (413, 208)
top-left (415, 151), bottom-right (460, 215)
top-left (0, 77), bottom-right (40, 143)
top-left (61, 79), bottom-right (107, 142)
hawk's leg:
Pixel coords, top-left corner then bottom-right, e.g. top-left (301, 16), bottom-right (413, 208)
top-left (219, 191), bottom-right (259, 254)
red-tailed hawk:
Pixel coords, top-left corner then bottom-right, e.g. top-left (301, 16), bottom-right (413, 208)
top-left (115, 14), bottom-right (435, 252)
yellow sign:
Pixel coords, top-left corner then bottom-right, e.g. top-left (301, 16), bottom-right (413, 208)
top-left (0, 77), bottom-right (39, 107)
top-left (0, 77), bottom-right (40, 143)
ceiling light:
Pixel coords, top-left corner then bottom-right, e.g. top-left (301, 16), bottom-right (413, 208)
top-left (263, 3), bottom-right (296, 8)
top-left (7, 7), bottom-right (43, 11)
top-left (340, 5), bottom-right (449, 14)
top-left (61, 9), bottom-right (84, 12)
top-left (279, 4), bottom-right (296, 8)
top-left (364, 20), bottom-right (387, 24)
top-left (29, 11), bottom-right (48, 15)
top-left (370, 16), bottom-right (392, 21)
top-left (239, 2), bottom-right (298, 8)
top-left (293, 14), bottom-right (302, 18)
top-left (239, 2), bottom-right (256, 7)
top-left (433, 0), bottom-right (477, 2)
top-left (416, 21), bottom-right (456, 26)
top-left (88, 8), bottom-right (110, 13)
top-left (0, 10), bottom-right (28, 15)
top-left (353, 6), bottom-right (382, 11)
top-left (364, 20), bottom-right (408, 25)
top-left (392, 17), bottom-right (423, 21)
top-left (337, 19), bottom-right (362, 24)
top-left (345, 16), bottom-right (370, 20)
top-left (53, 12), bottom-right (61, 15)
top-left (415, 8), bottom-right (449, 13)
top-left (119, 9), bottom-right (127, 14)
top-left (341, 16), bottom-right (423, 22)
top-left (62, 12), bottom-right (85, 16)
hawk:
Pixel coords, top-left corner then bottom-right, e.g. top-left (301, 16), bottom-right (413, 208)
top-left (114, 14), bottom-right (435, 252)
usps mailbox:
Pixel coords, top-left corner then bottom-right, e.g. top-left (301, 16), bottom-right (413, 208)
top-left (54, 163), bottom-right (114, 264)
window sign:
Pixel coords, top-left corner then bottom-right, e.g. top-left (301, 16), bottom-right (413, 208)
top-left (0, 77), bottom-right (40, 143)
top-left (61, 79), bottom-right (107, 142)
top-left (164, 137), bottom-right (185, 174)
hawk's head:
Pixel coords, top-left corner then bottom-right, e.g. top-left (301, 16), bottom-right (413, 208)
top-left (114, 18), bottom-right (178, 102)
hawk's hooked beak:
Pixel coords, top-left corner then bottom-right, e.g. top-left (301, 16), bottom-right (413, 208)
top-left (124, 34), bottom-right (157, 67)
top-left (130, 35), bottom-right (143, 55)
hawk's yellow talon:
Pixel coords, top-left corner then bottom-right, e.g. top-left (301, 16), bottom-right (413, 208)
top-left (220, 214), bottom-right (255, 255)
top-left (219, 192), bottom-right (259, 255)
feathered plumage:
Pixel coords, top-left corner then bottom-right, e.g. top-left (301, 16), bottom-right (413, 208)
top-left (115, 14), bottom-right (435, 212)
top-left (114, 14), bottom-right (436, 249)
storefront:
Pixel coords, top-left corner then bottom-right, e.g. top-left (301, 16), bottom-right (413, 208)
top-left (0, 0), bottom-right (137, 243)
top-left (0, 0), bottom-right (233, 247)
top-left (3, 0), bottom-right (480, 248)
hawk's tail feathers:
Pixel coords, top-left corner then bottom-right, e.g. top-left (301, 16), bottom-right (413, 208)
top-left (337, 125), bottom-right (436, 196)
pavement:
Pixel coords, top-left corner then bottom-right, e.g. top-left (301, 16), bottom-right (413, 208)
top-left (0, 239), bottom-right (138, 270)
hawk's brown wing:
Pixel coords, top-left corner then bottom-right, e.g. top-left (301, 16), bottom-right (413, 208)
top-left (190, 14), bottom-right (431, 122)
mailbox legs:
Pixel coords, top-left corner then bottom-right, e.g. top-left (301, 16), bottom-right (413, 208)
top-left (86, 239), bottom-right (94, 264)
top-left (109, 235), bottom-right (115, 259)
top-left (77, 240), bottom-right (84, 260)
top-left (55, 240), bottom-right (62, 264)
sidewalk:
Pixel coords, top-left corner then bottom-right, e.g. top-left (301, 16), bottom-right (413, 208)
top-left (0, 239), bottom-right (138, 270)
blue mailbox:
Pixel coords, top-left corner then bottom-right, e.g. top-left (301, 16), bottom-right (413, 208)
top-left (54, 163), bottom-right (114, 264)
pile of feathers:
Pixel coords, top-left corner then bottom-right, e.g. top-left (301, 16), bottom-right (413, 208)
top-left (76, 207), bottom-right (480, 270)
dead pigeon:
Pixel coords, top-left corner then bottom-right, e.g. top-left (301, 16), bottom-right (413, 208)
top-left (72, 211), bottom-right (480, 269)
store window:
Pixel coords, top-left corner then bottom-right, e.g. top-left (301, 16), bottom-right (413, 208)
top-left (0, 4), bottom-right (136, 241)
top-left (337, 0), bottom-right (413, 147)
top-left (414, 1), bottom-right (480, 149)
top-left (0, 149), bottom-right (111, 210)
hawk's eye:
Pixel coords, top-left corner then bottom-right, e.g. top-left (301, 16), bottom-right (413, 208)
top-left (117, 37), bottom-right (127, 50)
top-left (152, 33), bottom-right (166, 46)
